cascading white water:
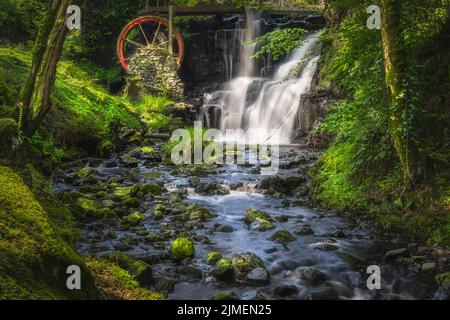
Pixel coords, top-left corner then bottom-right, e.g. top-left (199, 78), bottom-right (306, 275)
top-left (202, 11), bottom-right (321, 144)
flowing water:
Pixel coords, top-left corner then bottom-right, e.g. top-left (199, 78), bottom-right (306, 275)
top-left (200, 11), bottom-right (321, 143)
top-left (53, 146), bottom-right (437, 300)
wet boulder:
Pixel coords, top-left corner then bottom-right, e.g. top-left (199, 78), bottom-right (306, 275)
top-left (245, 208), bottom-right (272, 224)
top-left (123, 212), bottom-right (145, 226)
top-left (140, 182), bottom-right (162, 196)
top-left (212, 258), bottom-right (234, 282)
top-left (186, 204), bottom-right (215, 222)
top-left (76, 197), bottom-right (102, 220)
top-left (207, 252), bottom-right (222, 264)
top-left (295, 224), bottom-right (314, 235)
top-left (103, 252), bottom-right (153, 287)
top-left (212, 291), bottom-right (239, 300)
top-left (153, 204), bottom-right (168, 219)
top-left (250, 218), bottom-right (275, 231)
top-left (298, 267), bottom-right (327, 285)
top-left (269, 230), bottom-right (296, 244)
top-left (383, 248), bottom-right (408, 263)
top-left (231, 252), bottom-right (270, 285)
top-left (241, 290), bottom-right (265, 300)
top-left (272, 285), bottom-right (299, 297)
top-left (214, 224), bottom-right (234, 233)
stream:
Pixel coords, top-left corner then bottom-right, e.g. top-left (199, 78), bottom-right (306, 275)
top-left (53, 145), bottom-right (438, 300)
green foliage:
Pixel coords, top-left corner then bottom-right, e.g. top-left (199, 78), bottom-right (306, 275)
top-left (0, 0), bottom-right (45, 45)
top-left (135, 95), bottom-right (180, 131)
top-left (312, 0), bottom-right (450, 244)
top-left (0, 47), bottom-right (141, 157)
top-left (249, 28), bottom-right (308, 61)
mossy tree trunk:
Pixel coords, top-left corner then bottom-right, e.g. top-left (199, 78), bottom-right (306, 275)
top-left (19, 0), bottom-right (70, 136)
top-left (380, 0), bottom-right (419, 186)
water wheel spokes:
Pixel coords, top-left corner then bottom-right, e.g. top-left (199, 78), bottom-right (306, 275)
top-left (117, 16), bottom-right (184, 71)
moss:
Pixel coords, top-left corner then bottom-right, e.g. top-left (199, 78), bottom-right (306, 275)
top-left (0, 118), bottom-right (17, 149)
top-left (253, 217), bottom-right (275, 231)
top-left (145, 233), bottom-right (163, 242)
top-left (231, 252), bottom-right (265, 273)
top-left (75, 167), bottom-right (93, 178)
top-left (436, 272), bottom-right (450, 286)
top-left (141, 146), bottom-right (156, 154)
top-left (113, 185), bottom-right (139, 200)
top-left (269, 230), bottom-right (296, 243)
top-left (212, 291), bottom-right (239, 300)
top-left (103, 252), bottom-right (153, 287)
top-left (85, 258), bottom-right (163, 300)
top-left (123, 212), bottom-right (145, 226)
top-left (245, 208), bottom-right (272, 224)
top-left (140, 182), bottom-right (162, 196)
top-left (97, 208), bottom-right (117, 220)
top-left (153, 204), bottom-right (167, 219)
top-left (0, 165), bottom-right (99, 299)
top-left (207, 252), bottom-right (222, 264)
top-left (186, 204), bottom-right (215, 221)
top-left (169, 237), bottom-right (195, 261)
top-left (212, 258), bottom-right (234, 282)
top-left (76, 197), bottom-right (101, 220)
top-left (122, 197), bottom-right (140, 208)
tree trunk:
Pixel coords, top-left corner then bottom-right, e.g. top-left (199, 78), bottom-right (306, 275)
top-left (19, 0), bottom-right (70, 136)
top-left (380, 0), bottom-right (417, 185)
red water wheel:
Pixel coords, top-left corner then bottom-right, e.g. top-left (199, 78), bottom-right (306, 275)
top-left (117, 16), bottom-right (184, 71)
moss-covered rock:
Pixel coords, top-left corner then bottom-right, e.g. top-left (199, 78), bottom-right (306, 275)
top-left (103, 252), bottom-right (153, 286)
top-left (212, 291), bottom-right (239, 300)
top-left (141, 182), bottom-right (162, 196)
top-left (141, 146), bottom-right (156, 154)
top-left (145, 233), bottom-right (163, 242)
top-left (251, 217), bottom-right (275, 231)
top-left (245, 208), bottom-right (272, 224)
top-left (113, 185), bottom-right (140, 201)
top-left (153, 204), bottom-right (168, 219)
top-left (122, 197), bottom-right (141, 208)
top-left (269, 230), bottom-right (296, 244)
top-left (186, 204), bottom-right (215, 222)
top-left (75, 167), bottom-right (93, 178)
top-left (85, 258), bottom-right (163, 300)
top-left (76, 197), bottom-right (102, 220)
top-left (212, 258), bottom-right (234, 282)
top-left (169, 237), bottom-right (195, 261)
top-left (436, 272), bottom-right (450, 286)
top-left (207, 252), bottom-right (222, 264)
top-left (0, 165), bottom-right (100, 299)
top-left (123, 212), bottom-right (145, 226)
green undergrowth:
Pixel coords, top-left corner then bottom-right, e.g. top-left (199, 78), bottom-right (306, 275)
top-left (0, 46), bottom-right (141, 158)
top-left (311, 2), bottom-right (450, 246)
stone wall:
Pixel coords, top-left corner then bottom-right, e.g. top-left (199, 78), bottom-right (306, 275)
top-left (125, 46), bottom-right (184, 100)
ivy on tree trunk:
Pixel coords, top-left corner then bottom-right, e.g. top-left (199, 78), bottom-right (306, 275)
top-left (380, 0), bottom-right (419, 186)
top-left (19, 0), bottom-right (70, 136)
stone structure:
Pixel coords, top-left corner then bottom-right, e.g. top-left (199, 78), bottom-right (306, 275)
top-left (126, 46), bottom-right (184, 100)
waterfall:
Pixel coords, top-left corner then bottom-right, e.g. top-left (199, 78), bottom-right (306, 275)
top-left (201, 11), bottom-right (321, 144)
